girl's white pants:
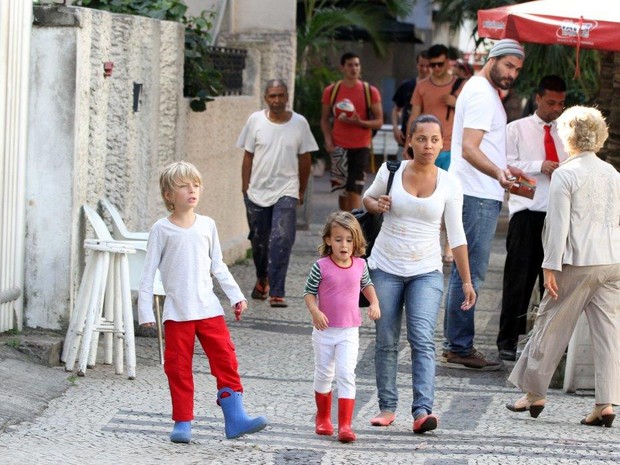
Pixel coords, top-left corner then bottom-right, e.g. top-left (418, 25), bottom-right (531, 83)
top-left (312, 326), bottom-right (359, 398)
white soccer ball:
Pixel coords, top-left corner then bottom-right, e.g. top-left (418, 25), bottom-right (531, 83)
top-left (333, 99), bottom-right (355, 118)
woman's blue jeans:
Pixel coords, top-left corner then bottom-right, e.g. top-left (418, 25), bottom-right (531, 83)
top-left (370, 267), bottom-right (444, 418)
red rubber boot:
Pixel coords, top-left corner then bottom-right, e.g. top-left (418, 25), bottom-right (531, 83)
top-left (314, 391), bottom-right (334, 435)
top-left (337, 398), bottom-right (356, 443)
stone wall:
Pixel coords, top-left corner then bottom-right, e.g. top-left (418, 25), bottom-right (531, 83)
top-left (218, 31), bottom-right (297, 104)
top-left (25, 4), bottom-right (298, 330)
top-left (26, 6), bottom-right (185, 329)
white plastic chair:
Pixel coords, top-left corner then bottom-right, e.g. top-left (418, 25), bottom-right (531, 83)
top-left (99, 198), bottom-right (164, 295)
top-left (99, 198), bottom-right (149, 241)
top-left (62, 206), bottom-right (139, 378)
top-left (84, 204), bottom-right (148, 292)
top-left (98, 199), bottom-right (165, 363)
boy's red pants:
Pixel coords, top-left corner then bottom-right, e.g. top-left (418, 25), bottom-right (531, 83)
top-left (164, 316), bottom-right (243, 421)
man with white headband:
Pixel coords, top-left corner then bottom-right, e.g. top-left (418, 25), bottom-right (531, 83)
top-left (442, 39), bottom-right (527, 370)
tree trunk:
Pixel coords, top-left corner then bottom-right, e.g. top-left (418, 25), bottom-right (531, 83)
top-left (596, 52), bottom-right (620, 171)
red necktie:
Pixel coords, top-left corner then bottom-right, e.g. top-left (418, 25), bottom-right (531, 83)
top-left (544, 124), bottom-right (559, 162)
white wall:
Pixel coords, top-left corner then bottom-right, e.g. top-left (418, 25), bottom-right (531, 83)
top-left (25, 3), bottom-right (298, 330)
top-left (185, 96), bottom-right (256, 264)
top-left (26, 6), bottom-right (185, 329)
top-left (185, 0), bottom-right (295, 33)
top-left (27, 25), bottom-right (79, 329)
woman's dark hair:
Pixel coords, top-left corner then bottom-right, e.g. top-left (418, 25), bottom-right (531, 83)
top-left (408, 114), bottom-right (443, 136)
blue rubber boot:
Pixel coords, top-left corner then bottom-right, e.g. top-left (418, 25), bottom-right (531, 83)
top-left (217, 387), bottom-right (268, 439)
top-left (170, 421), bottom-right (192, 443)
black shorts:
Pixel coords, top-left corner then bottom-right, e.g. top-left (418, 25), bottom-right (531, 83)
top-left (329, 146), bottom-right (370, 195)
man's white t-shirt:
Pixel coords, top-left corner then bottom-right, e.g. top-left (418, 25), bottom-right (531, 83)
top-left (237, 110), bottom-right (318, 207)
top-left (449, 76), bottom-right (507, 202)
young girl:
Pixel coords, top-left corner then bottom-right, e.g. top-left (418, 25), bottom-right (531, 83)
top-left (138, 161), bottom-right (267, 443)
top-left (303, 211), bottom-right (381, 443)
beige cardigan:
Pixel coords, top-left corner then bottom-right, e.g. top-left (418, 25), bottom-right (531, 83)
top-left (542, 151), bottom-right (620, 271)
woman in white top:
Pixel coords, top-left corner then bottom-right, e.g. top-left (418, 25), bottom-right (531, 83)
top-left (363, 114), bottom-right (476, 434)
top-left (507, 106), bottom-right (620, 427)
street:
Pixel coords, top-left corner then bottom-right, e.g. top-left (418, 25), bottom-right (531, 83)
top-left (0, 173), bottom-right (618, 465)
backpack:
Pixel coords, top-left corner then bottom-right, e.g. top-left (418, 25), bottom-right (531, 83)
top-left (329, 80), bottom-right (378, 137)
top-left (445, 77), bottom-right (465, 121)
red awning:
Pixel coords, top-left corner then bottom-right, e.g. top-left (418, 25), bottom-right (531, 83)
top-left (478, 0), bottom-right (620, 53)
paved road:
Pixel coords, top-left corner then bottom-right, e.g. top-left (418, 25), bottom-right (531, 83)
top-left (1, 173), bottom-right (618, 464)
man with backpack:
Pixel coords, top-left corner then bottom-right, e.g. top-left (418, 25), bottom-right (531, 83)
top-left (320, 52), bottom-right (383, 211)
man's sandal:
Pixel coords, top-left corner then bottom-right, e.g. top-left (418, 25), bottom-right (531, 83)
top-left (269, 297), bottom-right (288, 308)
top-left (251, 281), bottom-right (269, 300)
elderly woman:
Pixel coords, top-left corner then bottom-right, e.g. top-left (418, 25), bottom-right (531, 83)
top-left (364, 114), bottom-right (476, 434)
top-left (506, 106), bottom-right (620, 427)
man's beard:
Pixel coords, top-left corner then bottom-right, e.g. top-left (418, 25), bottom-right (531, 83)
top-left (490, 63), bottom-right (514, 90)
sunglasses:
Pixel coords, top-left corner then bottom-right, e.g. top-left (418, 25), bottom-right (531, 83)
top-left (429, 61), bottom-right (446, 68)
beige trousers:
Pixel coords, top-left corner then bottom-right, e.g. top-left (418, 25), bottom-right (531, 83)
top-left (508, 263), bottom-right (620, 404)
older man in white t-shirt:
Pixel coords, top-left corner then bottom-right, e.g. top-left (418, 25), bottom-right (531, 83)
top-left (443, 39), bottom-right (527, 370)
top-left (238, 79), bottom-right (318, 308)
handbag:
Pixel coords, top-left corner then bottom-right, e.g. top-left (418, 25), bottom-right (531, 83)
top-left (353, 160), bottom-right (400, 306)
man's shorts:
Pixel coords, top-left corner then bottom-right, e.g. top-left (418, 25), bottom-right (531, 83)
top-left (330, 146), bottom-right (370, 195)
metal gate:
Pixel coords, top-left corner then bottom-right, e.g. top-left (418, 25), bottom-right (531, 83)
top-left (0, 0), bottom-right (32, 332)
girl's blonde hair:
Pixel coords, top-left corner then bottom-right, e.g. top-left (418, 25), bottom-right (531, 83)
top-left (319, 211), bottom-right (366, 257)
top-left (159, 161), bottom-right (203, 212)
top-left (557, 105), bottom-right (609, 155)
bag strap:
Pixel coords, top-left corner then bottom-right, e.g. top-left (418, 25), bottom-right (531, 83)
top-left (445, 77), bottom-right (465, 120)
top-left (363, 81), bottom-right (372, 120)
top-left (329, 80), bottom-right (343, 114)
top-left (385, 160), bottom-right (400, 195)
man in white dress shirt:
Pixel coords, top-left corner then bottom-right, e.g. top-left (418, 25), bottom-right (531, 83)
top-left (496, 75), bottom-right (567, 361)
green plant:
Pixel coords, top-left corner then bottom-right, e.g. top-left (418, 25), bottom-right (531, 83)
top-left (77, 0), bottom-right (220, 111)
top-left (6, 338), bottom-right (20, 348)
top-left (183, 10), bottom-right (222, 111)
top-left (294, 65), bottom-right (340, 162)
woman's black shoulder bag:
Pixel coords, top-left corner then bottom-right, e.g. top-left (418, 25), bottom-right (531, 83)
top-left (353, 160), bottom-right (400, 306)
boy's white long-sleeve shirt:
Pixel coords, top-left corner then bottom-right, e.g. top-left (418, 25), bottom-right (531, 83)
top-left (138, 214), bottom-right (245, 325)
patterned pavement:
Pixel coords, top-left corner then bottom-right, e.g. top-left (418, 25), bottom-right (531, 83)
top-left (0, 173), bottom-right (618, 464)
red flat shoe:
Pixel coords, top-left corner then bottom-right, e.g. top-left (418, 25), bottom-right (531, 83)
top-left (413, 414), bottom-right (438, 434)
top-left (370, 411), bottom-right (395, 426)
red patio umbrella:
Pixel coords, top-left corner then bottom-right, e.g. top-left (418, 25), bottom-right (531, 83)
top-left (477, 0), bottom-right (620, 53)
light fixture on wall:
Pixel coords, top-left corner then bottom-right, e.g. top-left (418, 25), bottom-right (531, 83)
top-left (133, 83), bottom-right (143, 112)
top-left (103, 61), bottom-right (114, 77)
